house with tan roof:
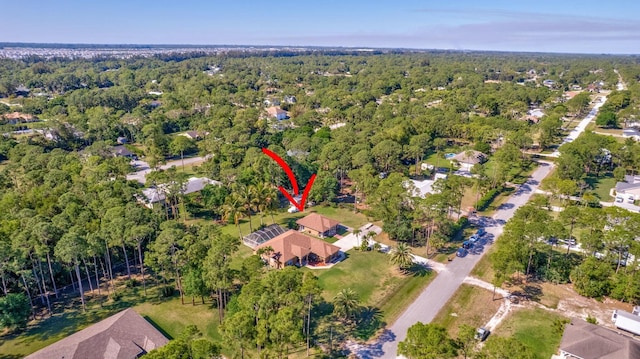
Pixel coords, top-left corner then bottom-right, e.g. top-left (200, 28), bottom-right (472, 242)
top-left (266, 106), bottom-right (287, 120)
top-left (557, 319), bottom-right (640, 359)
top-left (25, 308), bottom-right (168, 359)
top-left (296, 213), bottom-right (340, 238)
top-left (255, 230), bottom-right (341, 268)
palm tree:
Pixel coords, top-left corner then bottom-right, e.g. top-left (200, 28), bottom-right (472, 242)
top-left (333, 288), bottom-right (360, 322)
top-left (264, 186), bottom-right (279, 225)
top-left (389, 242), bottom-right (413, 272)
top-left (250, 183), bottom-right (269, 226)
top-left (236, 184), bottom-right (255, 233)
top-left (222, 195), bottom-right (247, 241)
top-left (353, 229), bottom-right (362, 247)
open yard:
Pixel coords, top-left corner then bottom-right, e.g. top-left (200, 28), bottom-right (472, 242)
top-left (585, 174), bottom-right (617, 201)
top-left (492, 308), bottom-right (566, 359)
top-left (432, 284), bottom-right (502, 338)
top-left (312, 250), bottom-right (436, 325)
top-left (0, 282), bottom-right (222, 359)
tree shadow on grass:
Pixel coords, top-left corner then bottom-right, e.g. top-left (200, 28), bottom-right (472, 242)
top-left (143, 315), bottom-right (174, 340)
top-left (354, 306), bottom-right (385, 341)
top-left (406, 263), bottom-right (432, 277)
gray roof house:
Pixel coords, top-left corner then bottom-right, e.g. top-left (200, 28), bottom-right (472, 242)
top-left (139, 177), bottom-right (221, 208)
top-left (558, 319), bottom-right (640, 359)
top-left (111, 145), bottom-right (136, 159)
top-left (25, 308), bottom-right (168, 359)
top-left (614, 175), bottom-right (640, 201)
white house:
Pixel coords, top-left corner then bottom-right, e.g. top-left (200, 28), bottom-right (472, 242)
top-left (451, 150), bottom-right (487, 172)
top-left (266, 106), bottom-right (288, 120)
top-left (138, 177), bottom-right (221, 209)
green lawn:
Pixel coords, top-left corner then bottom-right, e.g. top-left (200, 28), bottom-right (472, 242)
top-left (432, 284), bottom-right (503, 337)
top-left (470, 248), bottom-right (496, 284)
top-left (493, 308), bottom-right (566, 359)
top-left (586, 174), bottom-right (616, 201)
top-left (312, 250), bottom-right (435, 324)
top-left (0, 284), bottom-right (221, 359)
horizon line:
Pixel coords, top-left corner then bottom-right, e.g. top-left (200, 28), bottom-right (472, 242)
top-left (0, 41), bottom-right (636, 56)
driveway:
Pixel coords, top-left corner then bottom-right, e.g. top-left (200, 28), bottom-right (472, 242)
top-left (333, 224), bottom-right (382, 251)
top-left (357, 161), bottom-right (555, 359)
top-left (126, 156), bottom-right (207, 184)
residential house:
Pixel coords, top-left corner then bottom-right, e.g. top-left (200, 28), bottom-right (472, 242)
top-left (613, 175), bottom-right (640, 201)
top-left (25, 308), bottom-right (169, 359)
top-left (1, 111), bottom-right (38, 124)
top-left (110, 145), bottom-right (137, 159)
top-left (264, 97), bottom-right (281, 107)
top-left (15, 84), bottom-right (30, 97)
top-left (296, 213), bottom-right (340, 238)
top-left (138, 177), bottom-right (221, 209)
top-left (243, 224), bottom-right (287, 249)
top-left (255, 230), bottom-right (341, 268)
top-left (179, 130), bottom-right (208, 140)
top-left (451, 150), bottom-right (487, 171)
top-left (557, 319), bottom-right (640, 359)
top-left (407, 173), bottom-right (447, 198)
top-left (266, 106), bottom-right (288, 120)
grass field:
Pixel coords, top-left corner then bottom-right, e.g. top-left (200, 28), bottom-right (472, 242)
top-left (312, 250), bottom-right (435, 325)
top-left (470, 248), bottom-right (496, 284)
top-left (432, 284), bottom-right (502, 338)
top-left (493, 308), bottom-right (566, 359)
top-left (0, 283), bottom-right (222, 359)
top-left (585, 174), bottom-right (616, 201)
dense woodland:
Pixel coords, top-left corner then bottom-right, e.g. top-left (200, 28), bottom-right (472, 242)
top-left (0, 50), bottom-right (640, 357)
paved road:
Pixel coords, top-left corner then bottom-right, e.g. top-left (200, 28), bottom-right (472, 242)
top-left (550, 96), bottom-right (607, 158)
top-left (126, 156), bottom-right (207, 184)
top-left (357, 161), bottom-right (555, 359)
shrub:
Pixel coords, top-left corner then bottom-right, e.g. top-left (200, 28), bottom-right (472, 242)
top-left (586, 315), bottom-right (598, 324)
top-left (125, 279), bottom-right (139, 288)
top-left (0, 293), bottom-right (31, 330)
top-left (475, 187), bottom-right (502, 211)
top-left (109, 291), bottom-right (123, 301)
top-left (160, 286), bottom-right (176, 298)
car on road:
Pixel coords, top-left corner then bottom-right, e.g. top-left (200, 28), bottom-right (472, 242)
top-left (462, 241), bottom-right (473, 249)
top-left (546, 237), bottom-right (558, 245)
top-left (476, 228), bottom-right (486, 236)
top-left (627, 195), bottom-right (635, 204)
top-left (615, 196), bottom-right (624, 203)
top-left (456, 248), bottom-right (468, 257)
top-left (475, 327), bottom-right (490, 341)
top-left (469, 234), bottom-right (480, 243)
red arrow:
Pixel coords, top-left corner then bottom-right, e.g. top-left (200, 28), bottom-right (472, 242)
top-left (262, 148), bottom-right (316, 212)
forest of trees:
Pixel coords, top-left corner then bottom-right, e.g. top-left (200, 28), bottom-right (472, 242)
top-left (0, 50), bottom-right (639, 356)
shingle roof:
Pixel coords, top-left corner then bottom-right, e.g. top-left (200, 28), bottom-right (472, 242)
top-left (141, 177), bottom-right (221, 204)
top-left (452, 150), bottom-right (486, 165)
top-left (296, 213), bottom-right (340, 233)
top-left (255, 230), bottom-right (340, 264)
top-left (616, 175), bottom-right (640, 192)
top-left (25, 308), bottom-right (168, 359)
top-left (559, 319), bottom-right (640, 359)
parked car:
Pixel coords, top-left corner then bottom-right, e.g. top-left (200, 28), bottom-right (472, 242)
top-left (456, 248), bottom-right (468, 257)
top-left (546, 237), bottom-right (558, 245)
top-left (287, 206), bottom-right (299, 213)
top-left (615, 196), bottom-right (624, 203)
top-left (627, 195), bottom-right (635, 204)
top-left (469, 234), bottom-right (479, 243)
top-left (477, 228), bottom-right (486, 236)
top-left (462, 241), bottom-right (472, 249)
top-left (475, 327), bottom-right (490, 341)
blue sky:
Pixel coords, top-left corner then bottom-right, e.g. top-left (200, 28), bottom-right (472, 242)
top-left (4, 0), bottom-right (640, 54)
